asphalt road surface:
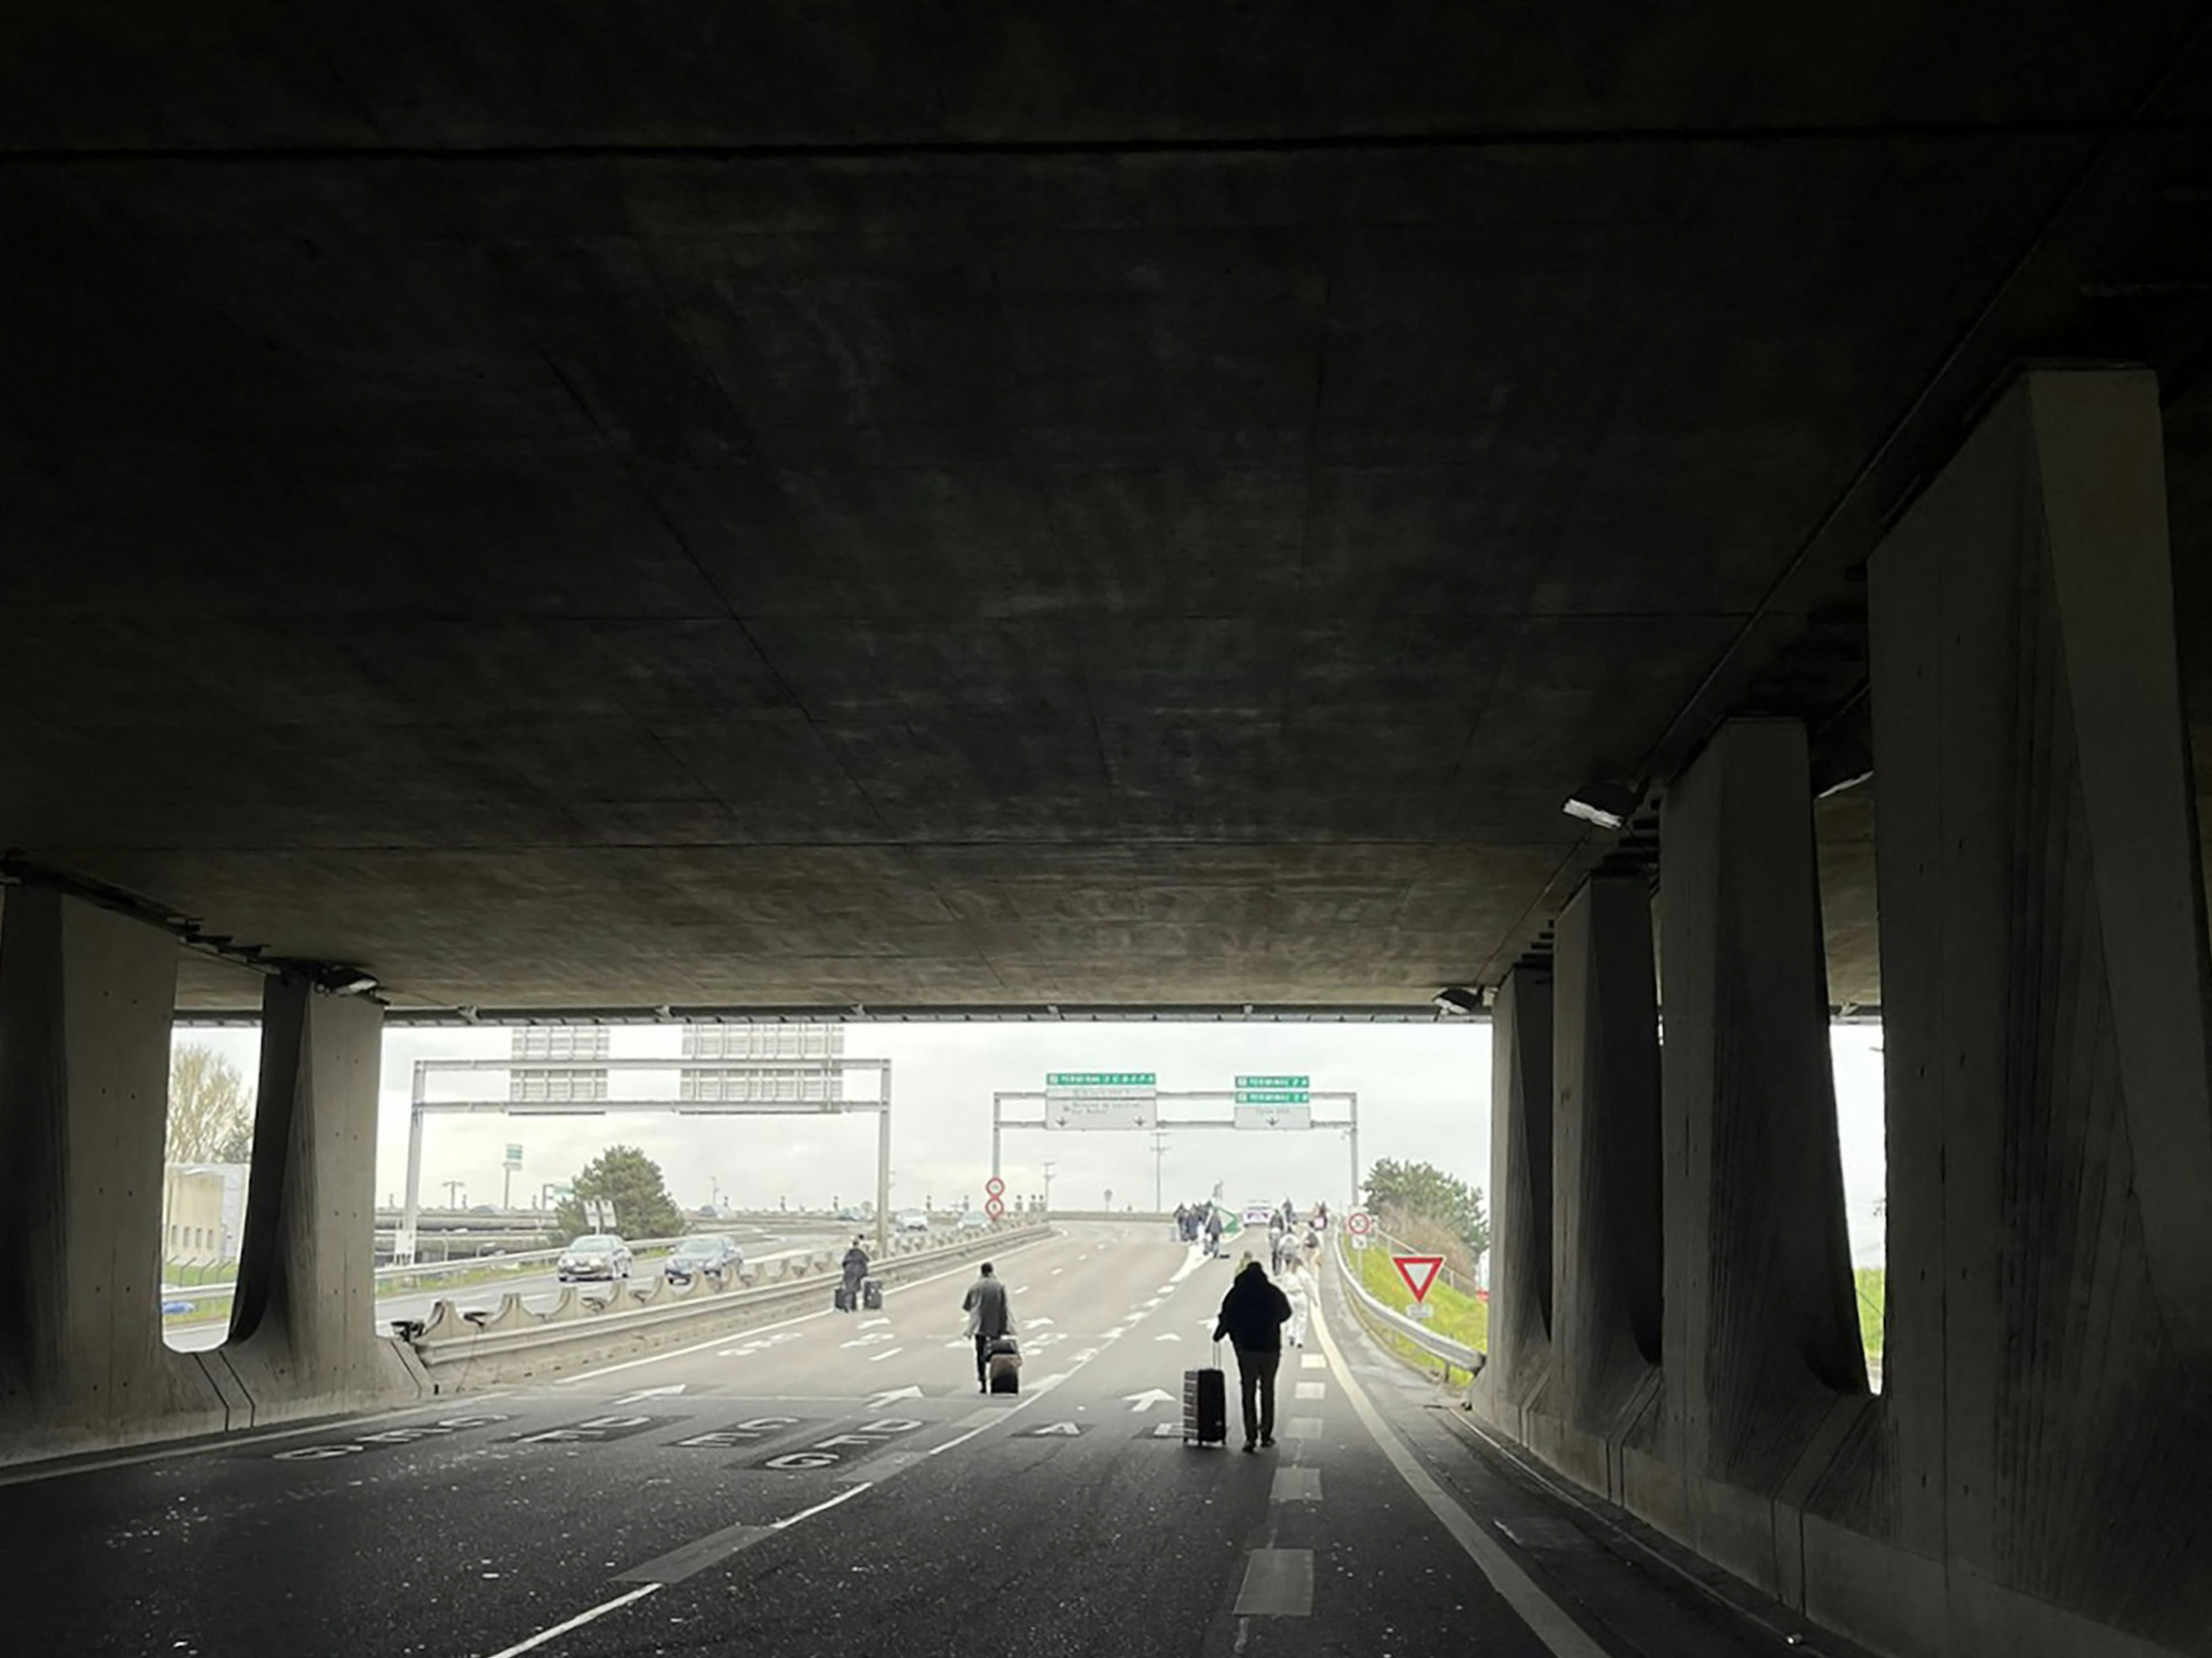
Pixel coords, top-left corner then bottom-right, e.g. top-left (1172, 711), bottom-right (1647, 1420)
top-left (166, 1226), bottom-right (850, 1353)
top-left (5, 1223), bottom-right (1869, 1657)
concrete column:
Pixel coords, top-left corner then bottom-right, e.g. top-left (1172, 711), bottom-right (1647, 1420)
top-left (1535, 869), bottom-right (1661, 1496)
top-left (0, 887), bottom-right (228, 1462)
top-left (1638, 717), bottom-right (1865, 1592)
top-left (222, 972), bottom-right (422, 1421)
top-left (1474, 962), bottom-right (1554, 1430)
top-left (1804, 368), bottom-right (2212, 1658)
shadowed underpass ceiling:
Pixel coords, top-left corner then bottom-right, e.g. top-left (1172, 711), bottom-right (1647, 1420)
top-left (3, 5), bottom-right (2211, 1012)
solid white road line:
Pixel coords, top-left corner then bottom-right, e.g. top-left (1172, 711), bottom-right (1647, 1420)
top-left (772, 1482), bottom-right (874, 1530)
top-left (1312, 1291), bottom-right (1608, 1657)
top-left (927, 1426), bottom-right (988, 1456)
top-left (483, 1584), bottom-right (663, 1658)
top-left (866, 1347), bottom-right (906, 1362)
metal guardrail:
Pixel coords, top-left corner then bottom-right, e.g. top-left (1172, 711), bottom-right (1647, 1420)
top-left (1331, 1227), bottom-right (1484, 1377)
top-left (408, 1222), bottom-right (1053, 1376)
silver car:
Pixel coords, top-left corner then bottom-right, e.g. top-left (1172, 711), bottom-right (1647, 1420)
top-left (556, 1233), bottom-right (632, 1282)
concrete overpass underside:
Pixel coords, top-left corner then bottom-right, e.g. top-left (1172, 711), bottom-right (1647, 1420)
top-left (7, 9), bottom-right (2212, 1658)
top-left (0, 2), bottom-right (2203, 1015)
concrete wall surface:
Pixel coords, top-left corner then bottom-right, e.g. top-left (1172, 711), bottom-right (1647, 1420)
top-left (219, 974), bottom-right (426, 1426)
top-left (0, 888), bottom-right (232, 1462)
top-left (1474, 371), bottom-right (2212, 1658)
top-left (1523, 872), bottom-right (1662, 1497)
top-left (0, 892), bottom-right (423, 1467)
top-left (1474, 963), bottom-right (1555, 1426)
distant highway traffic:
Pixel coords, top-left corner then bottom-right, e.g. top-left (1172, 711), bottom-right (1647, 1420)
top-left (164, 1221), bottom-right (853, 1353)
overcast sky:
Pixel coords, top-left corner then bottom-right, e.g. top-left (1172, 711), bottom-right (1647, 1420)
top-left (176, 1020), bottom-right (1888, 1265)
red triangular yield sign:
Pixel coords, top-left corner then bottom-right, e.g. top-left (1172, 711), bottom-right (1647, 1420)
top-left (1392, 1255), bottom-right (1445, 1302)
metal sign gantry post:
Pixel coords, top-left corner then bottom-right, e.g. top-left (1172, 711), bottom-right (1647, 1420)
top-left (991, 1089), bottom-right (1360, 1210)
top-left (403, 1055), bottom-right (893, 1263)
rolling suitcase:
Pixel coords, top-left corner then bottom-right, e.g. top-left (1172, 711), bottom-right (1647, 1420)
top-left (987, 1336), bottom-right (1021, 1394)
top-left (1183, 1343), bottom-right (1227, 1445)
top-left (862, 1278), bottom-right (884, 1311)
top-left (834, 1281), bottom-right (856, 1313)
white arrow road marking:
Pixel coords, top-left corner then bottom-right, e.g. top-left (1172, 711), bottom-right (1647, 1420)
top-left (858, 1318), bottom-right (889, 1329)
top-left (866, 1386), bottom-right (924, 1410)
top-left (866, 1347), bottom-right (906, 1363)
top-left (1124, 1388), bottom-right (1175, 1414)
top-left (612, 1384), bottom-right (687, 1405)
top-left (1032, 1422), bottom-right (1082, 1436)
top-left (1155, 1332), bottom-right (1181, 1341)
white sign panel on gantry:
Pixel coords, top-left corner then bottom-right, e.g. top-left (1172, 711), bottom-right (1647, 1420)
top-left (1046, 1098), bottom-right (1152, 1130)
top-left (1233, 1104), bottom-right (1313, 1130)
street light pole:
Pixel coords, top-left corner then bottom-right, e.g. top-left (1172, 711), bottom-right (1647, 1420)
top-left (1042, 1160), bottom-right (1056, 1214)
top-left (1151, 1127), bottom-right (1166, 1212)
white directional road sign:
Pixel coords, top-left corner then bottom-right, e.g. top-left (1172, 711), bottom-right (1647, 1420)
top-left (1234, 1104), bottom-right (1314, 1130)
top-left (1046, 1098), bottom-right (1151, 1130)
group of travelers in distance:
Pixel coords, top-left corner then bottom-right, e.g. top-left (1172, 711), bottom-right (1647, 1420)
top-left (1177, 1196), bottom-right (1328, 1451)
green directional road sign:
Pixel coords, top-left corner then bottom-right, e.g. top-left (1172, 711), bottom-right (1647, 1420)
top-left (1235, 1090), bottom-right (1310, 1105)
top-left (1046, 1072), bottom-right (1156, 1087)
top-left (1234, 1074), bottom-right (1309, 1089)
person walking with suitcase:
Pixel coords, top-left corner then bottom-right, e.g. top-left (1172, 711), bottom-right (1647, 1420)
top-left (1213, 1259), bottom-right (1291, 1452)
top-left (1203, 1206), bottom-right (1224, 1260)
top-left (962, 1261), bottom-right (1014, 1394)
top-left (839, 1236), bottom-right (870, 1312)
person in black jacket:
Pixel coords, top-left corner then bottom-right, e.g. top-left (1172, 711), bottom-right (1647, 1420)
top-left (840, 1236), bottom-right (870, 1311)
top-left (1213, 1259), bottom-right (1293, 1452)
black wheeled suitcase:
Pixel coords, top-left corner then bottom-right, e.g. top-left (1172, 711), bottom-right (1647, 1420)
top-left (834, 1281), bottom-right (856, 1313)
top-left (987, 1336), bottom-right (1021, 1394)
top-left (1183, 1343), bottom-right (1227, 1445)
top-left (862, 1278), bottom-right (884, 1311)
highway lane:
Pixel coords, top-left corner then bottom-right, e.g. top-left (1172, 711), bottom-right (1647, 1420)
top-left (4, 1224), bottom-right (1867, 1657)
top-left (164, 1225), bottom-right (851, 1353)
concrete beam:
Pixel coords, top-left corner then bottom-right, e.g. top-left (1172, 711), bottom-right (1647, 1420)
top-left (1471, 962), bottom-right (1554, 1432)
top-left (1530, 870), bottom-right (1661, 1497)
top-left (1802, 368), bottom-right (2212, 1657)
top-left (220, 973), bottom-right (425, 1423)
top-left (0, 887), bottom-right (230, 1462)
top-left (1627, 717), bottom-right (1866, 1595)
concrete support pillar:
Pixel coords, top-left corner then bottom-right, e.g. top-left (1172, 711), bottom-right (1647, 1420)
top-left (0, 887), bottom-right (228, 1461)
top-left (222, 972), bottom-right (422, 1421)
top-left (1473, 962), bottom-right (1554, 1430)
top-left (1534, 869), bottom-right (1661, 1495)
top-left (1804, 368), bottom-right (2212, 1658)
top-left (1636, 717), bottom-right (1865, 1592)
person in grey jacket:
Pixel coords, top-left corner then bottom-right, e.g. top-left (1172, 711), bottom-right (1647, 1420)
top-left (961, 1262), bottom-right (1014, 1393)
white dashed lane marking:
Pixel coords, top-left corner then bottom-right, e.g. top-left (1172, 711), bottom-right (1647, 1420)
top-left (1300, 1354), bottom-right (1328, 1369)
top-left (1271, 1467), bottom-right (1322, 1502)
top-left (1295, 1381), bottom-right (1326, 1400)
top-left (1283, 1417), bottom-right (1323, 1439)
top-left (1232, 1549), bottom-right (1313, 1616)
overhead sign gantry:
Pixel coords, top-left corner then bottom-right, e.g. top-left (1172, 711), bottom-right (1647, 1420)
top-left (400, 1050), bottom-right (895, 1263)
top-left (991, 1073), bottom-right (1359, 1205)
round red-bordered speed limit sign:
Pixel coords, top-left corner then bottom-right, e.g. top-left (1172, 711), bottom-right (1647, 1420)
top-left (985, 1176), bottom-right (1006, 1198)
top-left (1347, 1210), bottom-right (1374, 1237)
top-left (984, 1195), bottom-right (1006, 1219)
